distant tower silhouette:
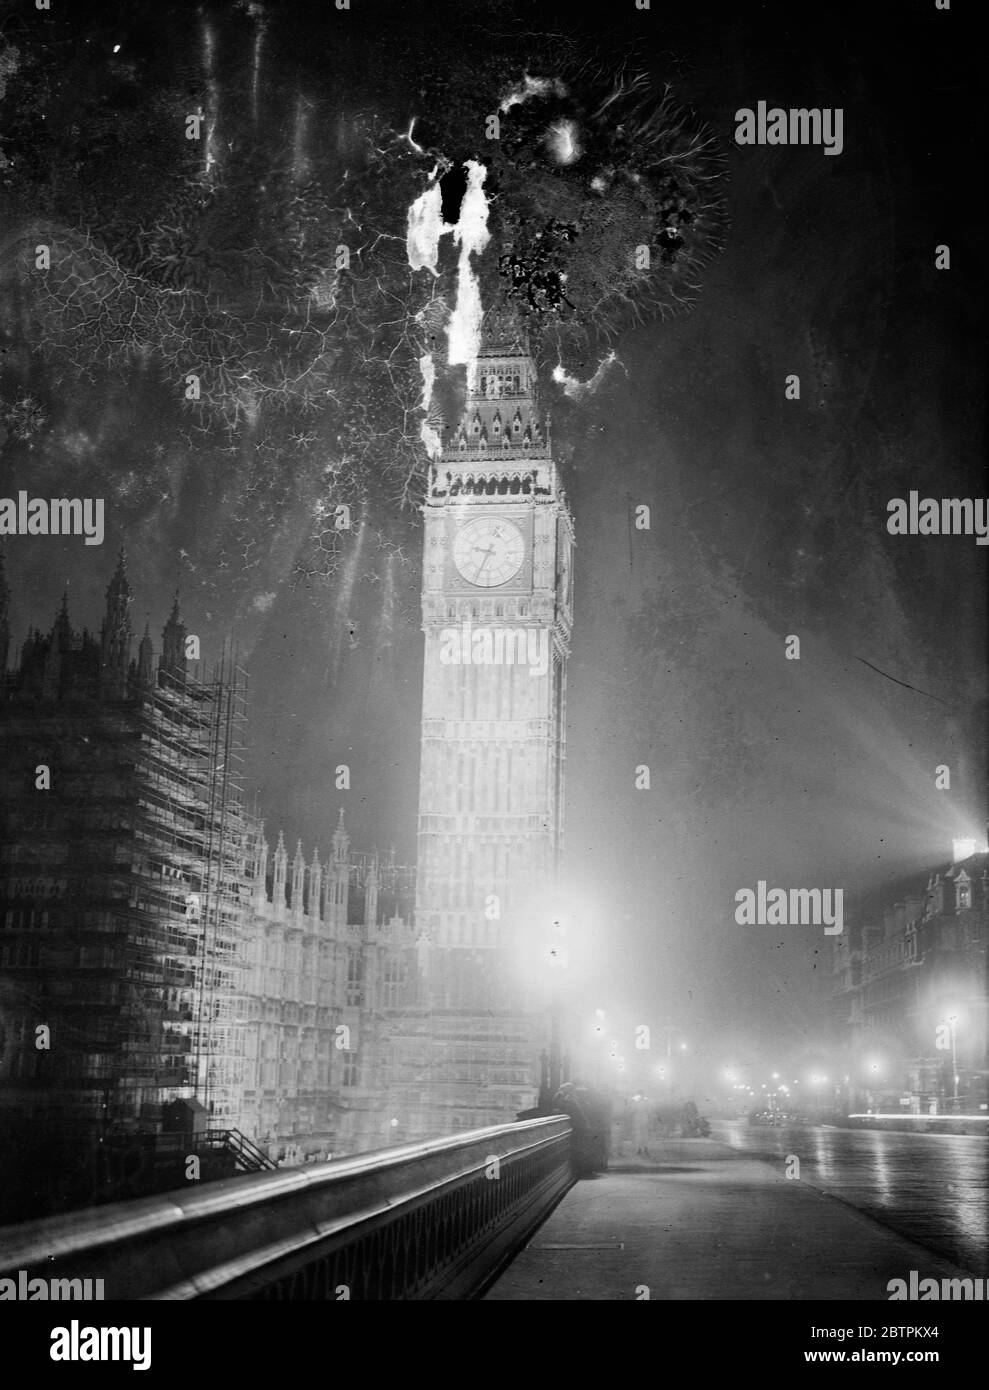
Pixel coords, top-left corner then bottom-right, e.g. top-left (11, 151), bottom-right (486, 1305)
top-left (42, 589), bottom-right (73, 702)
top-left (159, 592), bottom-right (187, 685)
top-left (136, 622), bottom-right (154, 688)
top-left (99, 550), bottom-right (133, 697)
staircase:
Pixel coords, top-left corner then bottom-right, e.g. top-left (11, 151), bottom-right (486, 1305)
top-left (214, 1129), bottom-right (279, 1173)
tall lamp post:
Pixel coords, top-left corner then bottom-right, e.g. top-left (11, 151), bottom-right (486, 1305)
top-left (940, 1011), bottom-right (961, 1113)
top-left (538, 914), bottom-right (569, 1107)
top-left (662, 1026), bottom-right (688, 1103)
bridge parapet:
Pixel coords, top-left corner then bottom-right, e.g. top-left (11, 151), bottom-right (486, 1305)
top-left (0, 1117), bottom-right (574, 1301)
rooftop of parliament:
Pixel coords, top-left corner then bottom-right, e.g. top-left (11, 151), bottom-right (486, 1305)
top-left (0, 550), bottom-right (421, 1222)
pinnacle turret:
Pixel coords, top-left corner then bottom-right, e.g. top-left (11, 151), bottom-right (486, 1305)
top-left (137, 622), bottom-right (154, 687)
top-left (100, 549), bottom-right (133, 695)
top-left (160, 591), bottom-right (187, 683)
top-left (332, 806), bottom-right (349, 863)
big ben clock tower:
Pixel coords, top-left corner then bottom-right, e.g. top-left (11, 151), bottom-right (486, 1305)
top-left (405, 311), bottom-right (575, 1137)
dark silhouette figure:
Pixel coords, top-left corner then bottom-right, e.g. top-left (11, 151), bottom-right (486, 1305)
top-left (553, 1081), bottom-right (612, 1176)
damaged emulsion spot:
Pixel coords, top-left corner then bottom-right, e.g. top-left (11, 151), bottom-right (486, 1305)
top-left (439, 163), bottom-right (470, 225)
top-left (499, 219), bottom-right (578, 316)
top-left (406, 160), bottom-right (492, 456)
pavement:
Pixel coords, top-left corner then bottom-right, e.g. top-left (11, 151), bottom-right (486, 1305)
top-left (483, 1139), bottom-right (974, 1300)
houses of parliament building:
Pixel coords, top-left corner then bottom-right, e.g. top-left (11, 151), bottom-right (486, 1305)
top-left (0, 320), bottom-right (574, 1219)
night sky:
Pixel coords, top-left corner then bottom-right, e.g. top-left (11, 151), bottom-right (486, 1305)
top-left (1, 0), bottom-right (985, 1077)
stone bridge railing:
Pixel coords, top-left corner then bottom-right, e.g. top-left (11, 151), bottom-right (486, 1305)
top-left (0, 1117), bottom-right (574, 1300)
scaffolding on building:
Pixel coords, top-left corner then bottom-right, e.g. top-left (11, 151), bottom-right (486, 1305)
top-left (125, 645), bottom-right (252, 1132)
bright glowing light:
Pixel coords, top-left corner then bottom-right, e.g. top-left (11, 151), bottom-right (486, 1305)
top-left (952, 837), bottom-right (984, 862)
top-left (547, 119), bottom-right (581, 165)
top-left (113, 44), bottom-right (121, 53)
top-left (850, 1112), bottom-right (989, 1123)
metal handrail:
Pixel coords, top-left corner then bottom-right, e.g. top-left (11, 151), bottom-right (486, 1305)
top-left (0, 1116), bottom-right (574, 1300)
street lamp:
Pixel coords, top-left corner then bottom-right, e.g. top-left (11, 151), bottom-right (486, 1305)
top-left (546, 916), bottom-right (568, 1100)
top-left (661, 1026), bottom-right (688, 1102)
top-left (939, 1010), bottom-right (963, 1113)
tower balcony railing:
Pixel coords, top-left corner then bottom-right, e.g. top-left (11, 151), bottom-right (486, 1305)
top-left (440, 441), bottom-right (551, 460)
top-left (0, 1116), bottom-right (574, 1300)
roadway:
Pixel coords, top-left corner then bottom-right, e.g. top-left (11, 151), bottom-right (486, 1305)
top-left (713, 1119), bottom-right (988, 1275)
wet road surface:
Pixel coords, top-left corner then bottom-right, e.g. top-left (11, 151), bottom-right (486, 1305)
top-left (714, 1120), bottom-right (987, 1274)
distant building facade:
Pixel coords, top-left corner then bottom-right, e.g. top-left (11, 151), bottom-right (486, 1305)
top-left (833, 846), bottom-right (988, 1116)
top-left (244, 819), bottom-right (417, 1160)
top-left (0, 552), bottom-right (416, 1217)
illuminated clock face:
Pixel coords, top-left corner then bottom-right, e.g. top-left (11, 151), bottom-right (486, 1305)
top-left (453, 517), bottom-right (525, 587)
